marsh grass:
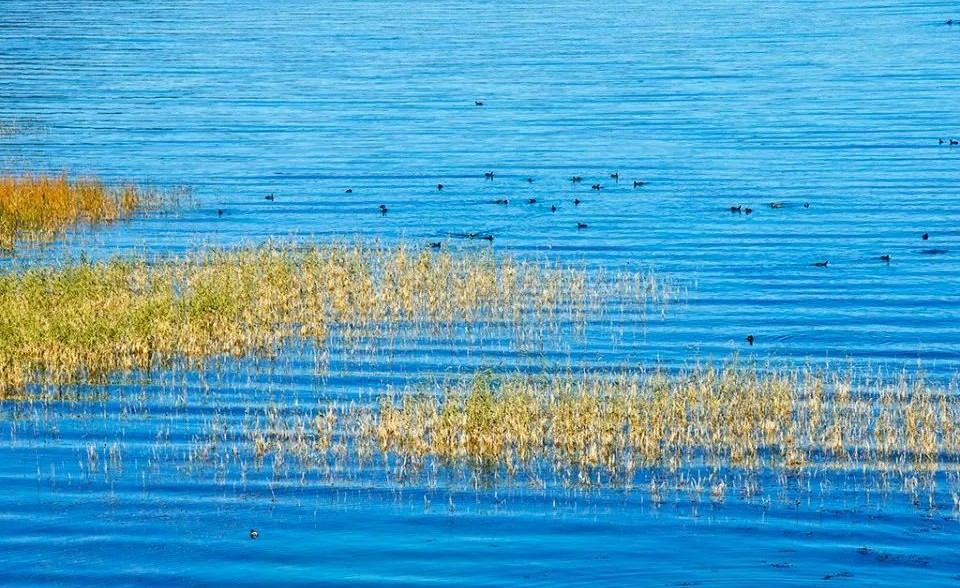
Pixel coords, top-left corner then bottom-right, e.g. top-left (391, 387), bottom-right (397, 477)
top-left (349, 364), bottom-right (960, 485)
top-left (0, 241), bottom-right (673, 396)
top-left (0, 118), bottom-right (46, 138)
top-left (0, 172), bottom-right (174, 250)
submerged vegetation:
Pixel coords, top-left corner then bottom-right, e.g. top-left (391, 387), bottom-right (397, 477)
top-left (200, 363), bottom-right (960, 505)
top-left (365, 366), bottom-right (960, 481)
top-left (0, 118), bottom-right (45, 138)
top-left (0, 241), bottom-right (673, 396)
top-left (0, 173), bottom-right (174, 250)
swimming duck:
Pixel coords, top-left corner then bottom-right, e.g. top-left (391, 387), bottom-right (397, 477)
top-left (812, 260), bottom-right (829, 267)
top-left (769, 202), bottom-right (784, 209)
top-left (746, 335), bottom-right (754, 346)
top-left (475, 101), bottom-right (484, 106)
top-left (495, 198), bottom-right (509, 205)
top-left (803, 202), bottom-right (810, 208)
top-left (633, 181), bottom-right (645, 188)
top-left (922, 233), bottom-right (929, 240)
top-left (744, 207), bottom-right (753, 214)
top-left (481, 234), bottom-right (494, 242)
top-left (571, 176), bottom-right (583, 183)
top-left (574, 198), bottom-right (581, 206)
top-left (264, 194), bottom-right (275, 201)
top-left (952, 140), bottom-right (959, 145)
top-left (591, 184), bottom-right (602, 190)
top-left (730, 205), bottom-right (742, 213)
top-left (437, 184), bottom-right (443, 191)
top-left (484, 171), bottom-right (495, 179)
top-left (217, 209), bottom-right (224, 216)
top-left (880, 254), bottom-right (891, 262)
top-left (430, 242), bottom-right (442, 249)
top-left (551, 205), bottom-right (557, 212)
top-left (527, 177), bottom-right (534, 183)
top-left (577, 222), bottom-right (588, 229)
top-left (610, 172), bottom-right (620, 180)
top-left (528, 198), bottom-right (537, 204)
top-left (379, 204), bottom-right (388, 214)
top-left (345, 189), bottom-right (353, 193)
top-left (249, 529), bottom-right (259, 540)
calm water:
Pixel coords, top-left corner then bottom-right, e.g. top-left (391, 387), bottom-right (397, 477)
top-left (2, 0), bottom-right (960, 585)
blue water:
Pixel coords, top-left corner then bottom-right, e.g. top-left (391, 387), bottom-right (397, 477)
top-left (2, 0), bottom-right (960, 585)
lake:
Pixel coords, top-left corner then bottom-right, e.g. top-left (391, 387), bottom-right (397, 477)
top-left (1, 0), bottom-right (959, 585)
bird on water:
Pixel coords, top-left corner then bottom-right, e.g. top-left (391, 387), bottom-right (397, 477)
top-left (249, 529), bottom-right (259, 540)
top-left (746, 335), bottom-right (754, 346)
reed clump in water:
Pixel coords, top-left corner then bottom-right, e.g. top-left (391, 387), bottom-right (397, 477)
top-left (0, 241), bottom-right (672, 396)
top-left (365, 365), bottom-right (960, 484)
top-left (0, 118), bottom-right (45, 138)
top-left (0, 172), bottom-right (170, 250)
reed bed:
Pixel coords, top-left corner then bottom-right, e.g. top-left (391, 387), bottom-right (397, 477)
top-left (362, 366), bottom-right (960, 483)
top-left (218, 364), bottom-right (960, 493)
top-left (0, 241), bottom-right (672, 396)
top-left (0, 172), bottom-right (170, 250)
top-left (0, 118), bottom-right (45, 138)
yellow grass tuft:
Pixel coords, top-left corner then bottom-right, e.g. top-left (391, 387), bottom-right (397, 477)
top-left (0, 172), bottom-right (171, 250)
top-left (0, 241), bottom-right (672, 396)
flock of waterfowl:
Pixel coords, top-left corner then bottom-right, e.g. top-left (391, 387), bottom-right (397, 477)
top-left (247, 168), bottom-right (948, 267)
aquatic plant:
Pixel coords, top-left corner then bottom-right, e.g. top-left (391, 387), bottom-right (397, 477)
top-left (362, 364), bottom-right (960, 484)
top-left (0, 172), bottom-right (172, 250)
top-left (0, 241), bottom-right (672, 396)
top-left (0, 118), bottom-right (45, 138)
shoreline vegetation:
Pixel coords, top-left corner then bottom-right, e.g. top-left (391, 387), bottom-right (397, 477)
top-left (0, 118), bottom-right (46, 138)
top-left (172, 364), bottom-right (960, 503)
top-left (0, 241), bottom-right (673, 396)
top-left (0, 172), bottom-right (176, 250)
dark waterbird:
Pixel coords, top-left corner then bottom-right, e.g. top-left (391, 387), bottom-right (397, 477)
top-left (922, 233), bottom-right (929, 240)
top-left (574, 198), bottom-right (581, 206)
top-left (941, 139), bottom-right (946, 145)
top-left (610, 172), bottom-right (620, 180)
top-left (437, 184), bottom-right (443, 191)
top-left (591, 184), bottom-right (602, 190)
top-left (952, 140), bottom-right (959, 146)
top-left (633, 181), bottom-right (645, 188)
top-left (430, 242), bottom-right (442, 249)
top-left (527, 177), bottom-right (534, 183)
top-left (475, 101), bottom-right (484, 106)
top-left (264, 193), bottom-right (275, 201)
top-left (484, 171), bottom-right (495, 180)
top-left (746, 335), bottom-right (754, 346)
top-left (880, 254), bottom-right (891, 262)
top-left (577, 222), bottom-right (588, 229)
top-left (249, 529), bottom-right (259, 540)
top-left (481, 234), bottom-right (494, 242)
top-left (571, 176), bottom-right (583, 183)
top-left (921, 248), bottom-right (948, 255)
top-left (730, 205), bottom-right (742, 213)
top-left (217, 209), bottom-right (223, 216)
top-left (379, 204), bottom-right (388, 215)
top-left (494, 198), bottom-right (509, 205)
top-left (528, 198), bottom-right (537, 204)
top-left (769, 202), bottom-right (784, 209)
top-left (745, 207), bottom-right (753, 214)
top-left (551, 205), bottom-right (557, 213)
top-left (812, 260), bottom-right (829, 267)
top-left (345, 189), bottom-right (352, 193)
top-left (803, 202), bottom-right (810, 208)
